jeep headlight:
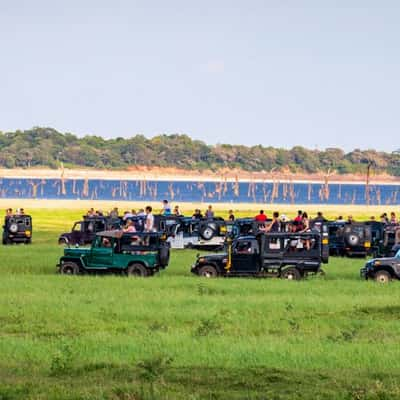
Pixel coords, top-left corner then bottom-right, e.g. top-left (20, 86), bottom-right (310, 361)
top-left (374, 260), bottom-right (381, 266)
top-left (25, 230), bottom-right (31, 236)
top-left (198, 257), bottom-right (205, 263)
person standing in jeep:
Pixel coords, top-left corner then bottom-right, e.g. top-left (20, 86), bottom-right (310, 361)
top-left (255, 210), bottom-right (267, 222)
top-left (145, 206), bottom-right (155, 232)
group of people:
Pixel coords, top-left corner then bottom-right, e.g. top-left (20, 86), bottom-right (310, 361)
top-left (5, 208), bottom-right (26, 217)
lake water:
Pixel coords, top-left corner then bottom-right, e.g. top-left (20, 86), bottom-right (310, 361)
top-left (0, 178), bottom-right (399, 205)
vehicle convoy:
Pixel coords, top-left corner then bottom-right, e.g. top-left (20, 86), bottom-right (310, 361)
top-left (2, 214), bottom-right (32, 245)
top-left (57, 230), bottom-right (170, 276)
top-left (191, 229), bottom-right (329, 279)
top-left (360, 249), bottom-right (400, 283)
top-left (327, 222), bottom-right (371, 257)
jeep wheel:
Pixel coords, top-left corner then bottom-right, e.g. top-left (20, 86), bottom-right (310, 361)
top-left (198, 265), bottom-right (218, 278)
top-left (127, 263), bottom-right (148, 277)
top-left (281, 267), bottom-right (302, 280)
top-left (374, 270), bottom-right (391, 284)
top-left (60, 262), bottom-right (80, 275)
top-left (199, 225), bottom-right (215, 240)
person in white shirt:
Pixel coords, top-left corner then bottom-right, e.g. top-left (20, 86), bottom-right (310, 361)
top-left (145, 206), bottom-right (155, 232)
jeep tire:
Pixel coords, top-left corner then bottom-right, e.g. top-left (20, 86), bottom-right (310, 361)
top-left (60, 262), bottom-right (80, 275)
top-left (374, 270), bottom-right (391, 284)
top-left (159, 246), bottom-right (170, 267)
top-left (127, 263), bottom-right (148, 277)
top-left (281, 267), bottom-right (302, 280)
top-left (198, 265), bottom-right (218, 278)
top-left (199, 224), bottom-right (215, 240)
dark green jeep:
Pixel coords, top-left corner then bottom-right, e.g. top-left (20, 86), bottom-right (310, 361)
top-left (57, 231), bottom-right (170, 277)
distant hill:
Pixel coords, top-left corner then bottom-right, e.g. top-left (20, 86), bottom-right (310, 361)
top-left (0, 127), bottom-right (399, 176)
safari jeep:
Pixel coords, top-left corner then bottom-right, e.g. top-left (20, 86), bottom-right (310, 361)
top-left (360, 249), bottom-right (400, 283)
top-left (191, 230), bottom-right (329, 280)
top-left (327, 222), bottom-right (371, 257)
top-left (2, 215), bottom-right (32, 245)
top-left (57, 231), bottom-right (170, 277)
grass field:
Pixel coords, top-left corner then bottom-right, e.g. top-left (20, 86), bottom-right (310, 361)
top-left (1, 207), bottom-right (400, 399)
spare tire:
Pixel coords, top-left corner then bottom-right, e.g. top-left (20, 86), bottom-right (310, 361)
top-left (345, 232), bottom-right (360, 246)
top-left (199, 224), bottom-right (215, 240)
top-left (8, 223), bottom-right (18, 233)
top-left (159, 245), bottom-right (170, 267)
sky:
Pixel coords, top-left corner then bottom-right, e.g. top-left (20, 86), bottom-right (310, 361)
top-left (0, 0), bottom-right (399, 152)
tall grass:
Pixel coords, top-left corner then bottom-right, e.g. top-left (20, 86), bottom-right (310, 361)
top-left (0, 209), bottom-right (400, 399)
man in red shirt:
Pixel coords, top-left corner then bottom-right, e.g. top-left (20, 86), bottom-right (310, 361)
top-left (255, 210), bottom-right (267, 222)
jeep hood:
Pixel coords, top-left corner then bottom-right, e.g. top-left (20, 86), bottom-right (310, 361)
top-left (64, 248), bottom-right (90, 257)
top-left (371, 257), bottom-right (397, 264)
top-left (199, 253), bottom-right (226, 260)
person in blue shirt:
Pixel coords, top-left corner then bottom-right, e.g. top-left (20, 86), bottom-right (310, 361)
top-left (162, 200), bottom-right (172, 215)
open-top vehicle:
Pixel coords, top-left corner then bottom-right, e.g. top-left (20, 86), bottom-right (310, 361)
top-left (58, 216), bottom-right (123, 245)
top-left (360, 249), bottom-right (400, 283)
top-left (191, 229), bottom-right (329, 279)
top-left (57, 230), bottom-right (170, 276)
top-left (2, 214), bottom-right (32, 245)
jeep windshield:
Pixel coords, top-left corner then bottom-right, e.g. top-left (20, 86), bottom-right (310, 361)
top-left (395, 249), bottom-right (400, 259)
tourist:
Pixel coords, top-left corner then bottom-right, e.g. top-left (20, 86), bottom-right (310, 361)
top-left (192, 209), bottom-right (203, 219)
top-left (314, 211), bottom-right (327, 222)
top-left (109, 207), bottom-right (119, 218)
top-left (255, 210), bottom-right (267, 222)
top-left (145, 206), bottom-right (155, 232)
top-left (228, 210), bottom-right (235, 221)
top-left (390, 212), bottom-right (397, 224)
top-left (380, 213), bottom-right (389, 224)
top-left (162, 200), bottom-right (172, 215)
top-left (263, 211), bottom-right (280, 232)
top-left (293, 210), bottom-right (304, 231)
top-left (123, 219), bottom-right (136, 233)
top-left (174, 205), bottom-right (182, 216)
top-left (205, 205), bottom-right (214, 219)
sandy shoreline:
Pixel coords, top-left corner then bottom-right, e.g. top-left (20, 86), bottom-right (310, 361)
top-left (1, 167), bottom-right (399, 185)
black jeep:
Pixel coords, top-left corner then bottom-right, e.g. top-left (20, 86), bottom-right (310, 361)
top-left (2, 215), bottom-right (32, 245)
top-left (360, 249), bottom-right (400, 283)
top-left (327, 222), bottom-right (371, 257)
top-left (377, 224), bottom-right (400, 257)
top-left (58, 216), bottom-right (122, 245)
top-left (191, 229), bottom-right (329, 279)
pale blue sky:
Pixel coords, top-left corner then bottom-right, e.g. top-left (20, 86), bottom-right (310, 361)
top-left (0, 1), bottom-right (399, 151)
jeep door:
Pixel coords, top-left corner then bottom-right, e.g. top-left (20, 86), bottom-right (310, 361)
top-left (231, 239), bottom-right (259, 273)
top-left (70, 222), bottom-right (84, 244)
top-left (87, 236), bottom-right (113, 269)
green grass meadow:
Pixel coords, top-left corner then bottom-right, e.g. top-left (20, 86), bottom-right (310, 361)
top-left (1, 209), bottom-right (400, 399)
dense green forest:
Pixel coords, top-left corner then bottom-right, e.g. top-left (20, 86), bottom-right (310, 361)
top-left (0, 127), bottom-right (399, 175)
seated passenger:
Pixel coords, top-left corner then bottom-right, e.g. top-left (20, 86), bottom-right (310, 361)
top-left (123, 220), bottom-right (136, 233)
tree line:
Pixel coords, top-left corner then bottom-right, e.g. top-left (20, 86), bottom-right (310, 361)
top-left (0, 127), bottom-right (399, 176)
